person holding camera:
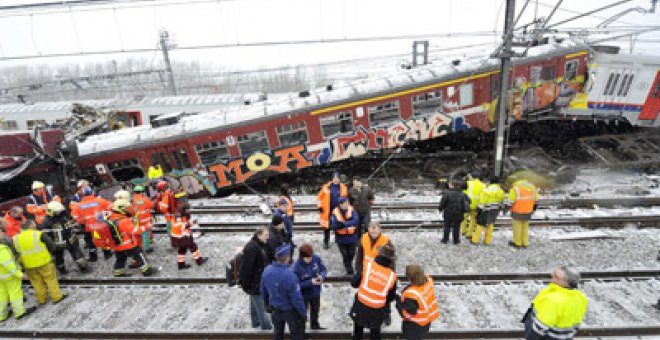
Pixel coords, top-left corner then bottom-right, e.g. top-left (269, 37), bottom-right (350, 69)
top-left (292, 243), bottom-right (328, 330)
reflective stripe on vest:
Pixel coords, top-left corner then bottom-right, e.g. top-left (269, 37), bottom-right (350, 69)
top-left (13, 230), bottom-right (51, 269)
top-left (357, 260), bottom-right (397, 308)
top-left (402, 276), bottom-right (440, 326)
top-left (511, 183), bottom-right (536, 214)
top-left (333, 206), bottom-right (356, 235)
top-left (530, 308), bottom-right (580, 340)
top-left (0, 247), bottom-right (19, 279)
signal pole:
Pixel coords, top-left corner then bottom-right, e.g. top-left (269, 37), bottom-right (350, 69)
top-left (493, 0), bottom-right (516, 177)
top-left (159, 30), bottom-right (177, 96)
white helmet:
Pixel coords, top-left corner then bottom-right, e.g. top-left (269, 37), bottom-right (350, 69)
top-left (47, 201), bottom-right (65, 214)
top-left (114, 190), bottom-right (131, 201)
top-left (32, 181), bottom-right (45, 190)
top-left (77, 179), bottom-right (89, 188)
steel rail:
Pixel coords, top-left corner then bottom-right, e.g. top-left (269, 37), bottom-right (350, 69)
top-left (190, 196), bottom-right (660, 214)
top-left (154, 214), bottom-right (660, 232)
top-left (55, 269), bottom-right (660, 286)
top-left (1, 326), bottom-right (659, 339)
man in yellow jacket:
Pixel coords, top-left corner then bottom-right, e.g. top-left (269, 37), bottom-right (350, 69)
top-left (523, 266), bottom-right (588, 339)
top-left (506, 179), bottom-right (539, 247)
top-left (13, 219), bottom-right (67, 305)
top-left (0, 229), bottom-right (37, 321)
top-left (471, 176), bottom-right (505, 245)
top-left (461, 171), bottom-right (484, 238)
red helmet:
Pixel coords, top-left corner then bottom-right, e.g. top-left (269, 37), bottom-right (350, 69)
top-left (156, 181), bottom-right (169, 190)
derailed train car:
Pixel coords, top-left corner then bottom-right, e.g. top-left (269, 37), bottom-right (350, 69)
top-left (67, 40), bottom-right (592, 196)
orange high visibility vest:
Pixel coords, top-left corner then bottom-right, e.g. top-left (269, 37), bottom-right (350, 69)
top-left (171, 216), bottom-right (191, 238)
top-left (402, 276), bottom-right (440, 326)
top-left (277, 195), bottom-right (294, 218)
top-left (360, 233), bottom-right (390, 264)
top-left (74, 196), bottom-right (113, 231)
top-left (132, 193), bottom-right (154, 227)
top-left (511, 182), bottom-right (537, 214)
top-left (333, 206), bottom-right (356, 235)
top-left (317, 182), bottom-right (348, 229)
top-left (357, 260), bottom-right (397, 308)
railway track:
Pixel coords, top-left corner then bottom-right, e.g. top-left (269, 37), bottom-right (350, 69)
top-left (2, 326), bottom-right (660, 339)
top-left (55, 269), bottom-right (660, 286)
top-left (154, 214), bottom-right (660, 232)
top-left (190, 196), bottom-right (660, 214)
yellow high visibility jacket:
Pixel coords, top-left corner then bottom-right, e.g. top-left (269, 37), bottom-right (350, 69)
top-left (530, 283), bottom-right (588, 339)
top-left (464, 179), bottom-right (484, 210)
top-left (479, 184), bottom-right (505, 210)
top-left (13, 229), bottom-right (52, 269)
top-left (0, 243), bottom-right (22, 280)
top-left (147, 165), bottom-right (164, 179)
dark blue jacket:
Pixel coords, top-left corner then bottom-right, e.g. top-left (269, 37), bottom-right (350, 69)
top-left (292, 255), bottom-right (327, 300)
top-left (329, 184), bottom-right (341, 211)
top-left (261, 262), bottom-right (307, 318)
top-left (330, 207), bottom-right (360, 245)
top-left (273, 208), bottom-right (293, 240)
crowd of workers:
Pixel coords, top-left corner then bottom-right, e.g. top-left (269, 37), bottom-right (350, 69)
top-left (0, 168), bottom-right (590, 340)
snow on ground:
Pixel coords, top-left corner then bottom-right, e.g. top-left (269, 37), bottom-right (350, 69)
top-left (3, 279), bottom-right (658, 331)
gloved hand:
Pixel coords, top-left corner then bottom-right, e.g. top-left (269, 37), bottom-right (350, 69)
top-left (336, 222), bottom-right (345, 229)
top-left (266, 305), bottom-right (274, 314)
top-left (318, 207), bottom-right (323, 213)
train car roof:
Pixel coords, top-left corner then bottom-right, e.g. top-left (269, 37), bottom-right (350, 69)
top-left (592, 52), bottom-right (660, 66)
top-left (75, 39), bottom-right (590, 159)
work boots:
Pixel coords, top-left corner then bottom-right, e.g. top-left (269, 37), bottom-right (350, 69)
top-left (196, 257), bottom-right (208, 266)
top-left (178, 262), bottom-right (191, 270)
top-left (15, 306), bottom-right (37, 320)
top-left (88, 251), bottom-right (98, 263)
top-left (57, 265), bottom-right (68, 276)
top-left (142, 266), bottom-right (159, 276)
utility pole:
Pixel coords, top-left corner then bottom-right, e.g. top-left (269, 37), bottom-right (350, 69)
top-left (493, 0), bottom-right (516, 177)
top-left (159, 30), bottom-right (177, 96)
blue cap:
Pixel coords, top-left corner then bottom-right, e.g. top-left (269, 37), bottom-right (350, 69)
top-left (275, 244), bottom-right (292, 258)
top-left (332, 171), bottom-right (340, 179)
top-left (82, 187), bottom-right (93, 196)
top-left (339, 197), bottom-right (348, 204)
top-left (278, 198), bottom-right (289, 207)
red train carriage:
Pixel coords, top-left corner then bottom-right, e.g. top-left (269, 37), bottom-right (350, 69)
top-left (71, 41), bottom-right (589, 196)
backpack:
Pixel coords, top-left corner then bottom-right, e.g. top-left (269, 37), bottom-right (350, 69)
top-left (226, 251), bottom-right (243, 287)
top-left (88, 219), bottom-right (122, 248)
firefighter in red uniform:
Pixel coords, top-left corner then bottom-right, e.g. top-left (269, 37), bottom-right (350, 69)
top-left (396, 264), bottom-right (440, 340)
top-left (70, 187), bottom-right (113, 262)
top-left (154, 181), bottom-right (176, 247)
top-left (132, 186), bottom-right (155, 252)
top-left (107, 201), bottom-right (157, 277)
top-left (171, 203), bottom-right (207, 269)
top-left (26, 181), bottom-right (61, 227)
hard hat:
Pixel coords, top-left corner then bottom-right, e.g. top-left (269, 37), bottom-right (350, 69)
top-left (77, 179), bottom-right (89, 188)
top-left (113, 199), bottom-right (131, 211)
top-left (114, 190), bottom-right (131, 201)
top-left (133, 185), bottom-right (145, 193)
top-left (82, 186), bottom-right (93, 196)
top-left (47, 201), bottom-right (65, 214)
top-left (32, 181), bottom-right (45, 190)
top-left (156, 181), bottom-right (169, 190)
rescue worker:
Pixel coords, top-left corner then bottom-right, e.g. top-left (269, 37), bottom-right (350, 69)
top-left (439, 180), bottom-right (470, 245)
top-left (471, 176), bottom-right (505, 246)
top-left (317, 172), bottom-right (348, 249)
top-left (171, 204), bottom-right (207, 269)
top-left (506, 178), bottom-right (539, 248)
top-left (331, 197), bottom-right (359, 275)
top-left (292, 243), bottom-right (328, 330)
top-left (13, 219), bottom-right (67, 305)
top-left (26, 181), bottom-right (61, 227)
top-left (261, 244), bottom-right (307, 340)
top-left (239, 227), bottom-right (273, 331)
top-left (350, 244), bottom-right (397, 340)
top-left (69, 180), bottom-right (95, 207)
top-left (132, 186), bottom-right (154, 252)
top-left (147, 161), bottom-right (164, 183)
top-left (273, 199), bottom-right (294, 242)
top-left (4, 206), bottom-right (26, 238)
top-left (522, 266), bottom-right (588, 340)
top-left (396, 264), bottom-right (439, 340)
top-left (107, 200), bottom-right (158, 277)
top-left (460, 171), bottom-right (484, 238)
top-left (349, 176), bottom-right (375, 237)
top-left (71, 186), bottom-right (113, 262)
top-left (154, 180), bottom-right (176, 246)
top-left (276, 183), bottom-right (295, 222)
top-left (0, 228), bottom-right (36, 321)
top-left (39, 201), bottom-right (89, 275)
top-left (267, 215), bottom-right (291, 263)
top-left (354, 220), bottom-right (394, 274)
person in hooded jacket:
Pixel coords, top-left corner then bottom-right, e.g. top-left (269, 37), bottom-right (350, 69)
top-left (350, 244), bottom-right (398, 340)
top-left (438, 180), bottom-right (470, 245)
top-left (292, 243), bottom-right (328, 330)
top-left (267, 214), bottom-right (291, 262)
top-left (39, 201), bottom-right (88, 275)
top-left (238, 227), bottom-right (273, 330)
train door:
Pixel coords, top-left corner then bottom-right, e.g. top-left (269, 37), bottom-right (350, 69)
top-left (595, 67), bottom-right (623, 108)
top-left (639, 71), bottom-right (660, 121)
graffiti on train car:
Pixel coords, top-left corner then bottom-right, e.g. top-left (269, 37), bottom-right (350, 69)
top-left (208, 145), bottom-right (313, 188)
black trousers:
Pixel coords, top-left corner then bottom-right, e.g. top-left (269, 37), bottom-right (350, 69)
top-left (353, 322), bottom-right (381, 340)
top-left (338, 243), bottom-right (356, 274)
top-left (114, 247), bottom-right (146, 270)
top-left (271, 308), bottom-right (305, 340)
top-left (402, 321), bottom-right (430, 340)
top-left (306, 296), bottom-right (320, 326)
top-left (54, 239), bottom-right (85, 270)
top-left (442, 219), bottom-right (461, 244)
top-left (323, 229), bottom-right (331, 245)
top-left (83, 231), bottom-right (96, 253)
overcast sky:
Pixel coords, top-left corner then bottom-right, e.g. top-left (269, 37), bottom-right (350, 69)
top-left (0, 0), bottom-right (659, 70)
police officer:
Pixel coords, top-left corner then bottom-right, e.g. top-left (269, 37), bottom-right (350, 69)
top-left (39, 201), bottom-right (89, 275)
top-left (331, 197), bottom-right (360, 275)
top-left (523, 266), bottom-right (588, 339)
top-left (396, 264), bottom-right (440, 340)
top-left (261, 244), bottom-right (307, 340)
top-left (506, 178), bottom-right (539, 248)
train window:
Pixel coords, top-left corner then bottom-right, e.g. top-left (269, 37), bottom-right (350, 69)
top-left (460, 83), bottom-right (474, 107)
top-left (78, 167), bottom-right (104, 187)
top-left (277, 122), bottom-right (308, 147)
top-left (169, 149), bottom-right (191, 170)
top-left (368, 100), bottom-right (401, 127)
top-left (653, 80), bottom-right (660, 98)
top-left (602, 74), bottom-right (615, 96)
top-left (320, 111), bottom-right (354, 138)
top-left (108, 159), bottom-right (144, 182)
top-left (0, 120), bottom-right (18, 130)
top-left (530, 66), bottom-right (542, 84)
top-left (490, 76), bottom-right (500, 101)
top-left (238, 131), bottom-right (269, 155)
top-left (617, 75), bottom-right (630, 97)
top-left (622, 74), bottom-right (634, 97)
top-left (150, 153), bottom-right (172, 172)
top-left (26, 120), bottom-right (47, 129)
top-left (564, 60), bottom-right (578, 81)
top-left (607, 73), bottom-right (621, 96)
top-left (543, 65), bottom-right (556, 81)
top-left (412, 91), bottom-right (442, 117)
top-left (195, 141), bottom-right (229, 166)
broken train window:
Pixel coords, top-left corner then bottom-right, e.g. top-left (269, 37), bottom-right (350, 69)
top-left (108, 159), bottom-right (144, 182)
top-left (320, 111), bottom-right (354, 138)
